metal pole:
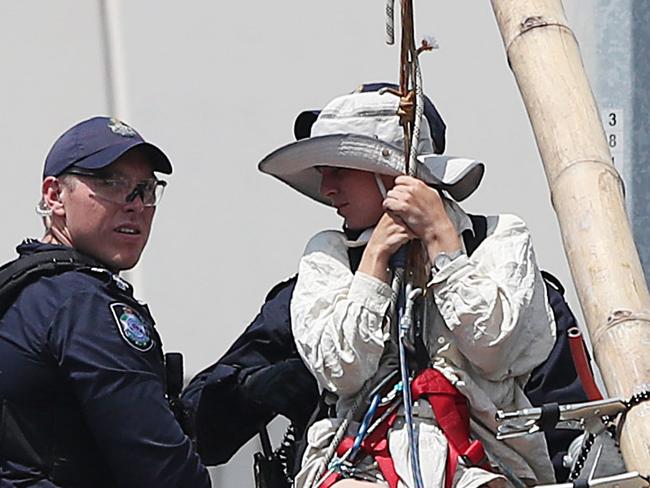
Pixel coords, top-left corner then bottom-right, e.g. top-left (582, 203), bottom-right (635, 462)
top-left (491, 0), bottom-right (650, 474)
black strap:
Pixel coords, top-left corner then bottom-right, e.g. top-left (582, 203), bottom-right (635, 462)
top-left (464, 214), bottom-right (488, 256)
top-left (539, 402), bottom-right (561, 433)
top-left (541, 270), bottom-right (565, 296)
top-left (0, 248), bottom-right (104, 318)
top-left (0, 248), bottom-right (102, 286)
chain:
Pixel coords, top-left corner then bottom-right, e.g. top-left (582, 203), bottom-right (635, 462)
top-left (274, 423), bottom-right (298, 484)
top-left (568, 432), bottom-right (595, 481)
top-left (568, 390), bottom-right (650, 481)
top-left (624, 389), bottom-right (650, 410)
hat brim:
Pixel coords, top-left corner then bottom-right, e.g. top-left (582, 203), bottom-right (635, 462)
top-left (259, 134), bottom-right (405, 205)
top-left (417, 154), bottom-right (485, 202)
top-left (259, 134), bottom-right (483, 203)
top-left (74, 141), bottom-right (173, 175)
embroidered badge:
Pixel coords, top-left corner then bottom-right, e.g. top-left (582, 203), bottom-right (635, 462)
top-left (110, 303), bottom-right (153, 352)
top-left (108, 118), bottom-right (137, 137)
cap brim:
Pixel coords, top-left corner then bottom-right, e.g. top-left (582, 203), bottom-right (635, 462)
top-left (74, 141), bottom-right (172, 175)
top-left (259, 135), bottom-right (483, 203)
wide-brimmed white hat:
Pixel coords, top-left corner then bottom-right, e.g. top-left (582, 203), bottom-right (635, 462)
top-left (259, 90), bottom-right (484, 203)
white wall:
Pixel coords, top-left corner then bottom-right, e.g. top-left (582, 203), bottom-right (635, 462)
top-left (1, 1), bottom-right (586, 485)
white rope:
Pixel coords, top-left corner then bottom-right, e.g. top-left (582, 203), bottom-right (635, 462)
top-left (400, 19), bottom-right (427, 488)
top-left (408, 54), bottom-right (425, 176)
top-left (306, 382), bottom-right (373, 488)
top-left (385, 0), bottom-right (395, 45)
top-left (374, 173), bottom-right (388, 198)
top-left (307, 4), bottom-right (426, 487)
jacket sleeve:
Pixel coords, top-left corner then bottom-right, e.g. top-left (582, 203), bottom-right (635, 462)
top-left (182, 277), bottom-right (319, 465)
top-left (291, 231), bottom-right (393, 398)
top-left (429, 214), bottom-right (556, 381)
top-left (48, 291), bottom-right (211, 488)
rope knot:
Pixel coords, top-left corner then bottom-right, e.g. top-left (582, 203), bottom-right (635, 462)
top-left (398, 90), bottom-right (416, 129)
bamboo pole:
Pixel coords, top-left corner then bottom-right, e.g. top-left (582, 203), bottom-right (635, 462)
top-left (490, 0), bottom-right (650, 474)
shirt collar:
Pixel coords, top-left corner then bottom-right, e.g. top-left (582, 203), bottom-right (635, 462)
top-left (343, 228), bottom-right (374, 248)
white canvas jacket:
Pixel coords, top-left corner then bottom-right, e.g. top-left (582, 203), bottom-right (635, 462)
top-left (291, 203), bottom-right (557, 487)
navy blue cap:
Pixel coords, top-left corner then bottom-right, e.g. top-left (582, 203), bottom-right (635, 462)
top-left (293, 82), bottom-right (446, 154)
top-left (43, 116), bottom-right (173, 178)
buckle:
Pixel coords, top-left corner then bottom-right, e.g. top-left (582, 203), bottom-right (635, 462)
top-left (411, 399), bottom-right (435, 420)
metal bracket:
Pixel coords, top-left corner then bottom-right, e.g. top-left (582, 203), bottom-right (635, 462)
top-left (495, 398), bottom-right (626, 440)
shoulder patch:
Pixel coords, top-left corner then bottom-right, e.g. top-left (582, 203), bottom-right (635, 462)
top-left (110, 303), bottom-right (154, 352)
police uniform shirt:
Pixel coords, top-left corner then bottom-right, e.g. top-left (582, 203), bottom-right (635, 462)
top-left (0, 241), bottom-right (210, 488)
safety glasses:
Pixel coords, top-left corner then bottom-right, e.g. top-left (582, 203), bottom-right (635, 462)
top-left (64, 169), bottom-right (167, 207)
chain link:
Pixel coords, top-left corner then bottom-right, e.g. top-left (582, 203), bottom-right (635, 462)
top-left (568, 390), bottom-right (650, 481)
top-left (274, 423), bottom-right (297, 485)
top-left (625, 389), bottom-right (650, 410)
top-left (568, 432), bottom-right (595, 481)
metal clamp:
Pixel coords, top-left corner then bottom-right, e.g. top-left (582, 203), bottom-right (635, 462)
top-left (495, 398), bottom-right (626, 440)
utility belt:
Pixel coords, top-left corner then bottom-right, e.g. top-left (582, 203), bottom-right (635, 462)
top-left (319, 368), bottom-right (488, 488)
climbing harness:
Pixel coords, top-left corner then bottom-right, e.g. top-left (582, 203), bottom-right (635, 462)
top-left (316, 369), bottom-right (487, 488)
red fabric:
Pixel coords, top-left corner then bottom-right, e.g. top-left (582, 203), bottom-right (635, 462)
top-left (318, 369), bottom-right (486, 488)
top-left (319, 404), bottom-right (401, 488)
top-left (410, 369), bottom-right (486, 488)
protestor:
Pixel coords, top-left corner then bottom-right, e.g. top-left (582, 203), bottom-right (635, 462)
top-left (257, 87), bottom-right (557, 487)
top-left (0, 117), bottom-right (210, 488)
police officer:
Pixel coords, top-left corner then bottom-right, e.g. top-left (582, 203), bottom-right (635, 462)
top-left (183, 276), bottom-right (319, 468)
top-left (0, 117), bottom-right (211, 487)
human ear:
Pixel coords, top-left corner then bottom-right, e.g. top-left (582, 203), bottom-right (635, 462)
top-left (42, 177), bottom-right (66, 217)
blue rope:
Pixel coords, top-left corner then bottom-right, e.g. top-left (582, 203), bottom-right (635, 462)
top-left (350, 392), bottom-right (381, 458)
top-left (398, 283), bottom-right (425, 488)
